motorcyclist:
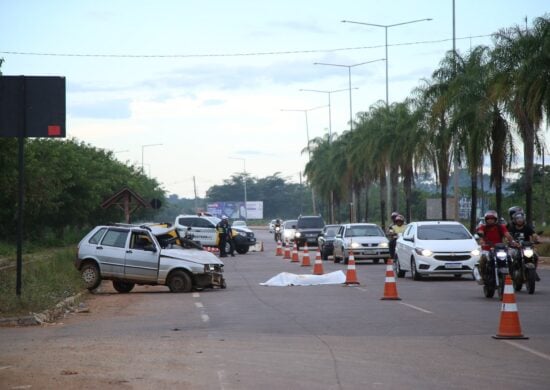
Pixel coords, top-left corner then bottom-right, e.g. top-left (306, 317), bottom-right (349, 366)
top-left (274, 219), bottom-right (282, 242)
top-left (507, 211), bottom-right (540, 281)
top-left (476, 210), bottom-right (518, 279)
top-left (388, 214), bottom-right (406, 259)
top-left (506, 206), bottom-right (524, 230)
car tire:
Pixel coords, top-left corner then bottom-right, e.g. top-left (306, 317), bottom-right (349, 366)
top-left (236, 246), bottom-right (249, 254)
top-left (167, 270), bottom-right (192, 293)
top-left (81, 262), bottom-right (101, 291)
top-left (112, 280), bottom-right (135, 293)
top-left (395, 257), bottom-right (406, 278)
top-left (411, 258), bottom-right (422, 281)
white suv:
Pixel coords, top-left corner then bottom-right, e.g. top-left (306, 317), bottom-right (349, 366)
top-left (175, 214), bottom-right (256, 254)
top-left (395, 221), bottom-right (480, 280)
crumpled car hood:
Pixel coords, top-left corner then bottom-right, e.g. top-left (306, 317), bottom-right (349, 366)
top-left (160, 248), bottom-right (224, 265)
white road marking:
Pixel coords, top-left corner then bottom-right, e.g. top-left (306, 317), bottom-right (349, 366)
top-left (0, 366), bottom-right (13, 370)
top-left (356, 287), bottom-right (368, 292)
top-left (217, 369), bottom-right (227, 389)
top-left (192, 292), bottom-right (200, 298)
top-left (399, 302), bottom-right (433, 314)
top-left (503, 340), bottom-right (550, 361)
top-left (201, 314), bottom-right (210, 322)
top-left (195, 302), bottom-right (204, 308)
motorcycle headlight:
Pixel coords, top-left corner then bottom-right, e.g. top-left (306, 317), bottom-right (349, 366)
top-left (523, 248), bottom-right (534, 258)
top-left (471, 248), bottom-right (480, 256)
top-left (496, 251), bottom-right (508, 260)
top-left (295, 232), bottom-right (302, 238)
top-left (415, 247), bottom-right (433, 257)
top-left (379, 242), bottom-right (389, 248)
top-left (351, 242), bottom-right (361, 249)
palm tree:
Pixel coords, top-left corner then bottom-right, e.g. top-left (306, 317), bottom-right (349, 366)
top-left (491, 16), bottom-right (550, 224)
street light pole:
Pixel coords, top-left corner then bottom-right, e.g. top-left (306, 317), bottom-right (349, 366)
top-left (229, 157), bottom-right (248, 221)
top-left (341, 18), bottom-right (432, 106)
top-left (314, 59), bottom-right (384, 222)
top-left (314, 59), bottom-right (385, 132)
top-left (141, 143), bottom-right (163, 174)
top-left (281, 105), bottom-right (327, 215)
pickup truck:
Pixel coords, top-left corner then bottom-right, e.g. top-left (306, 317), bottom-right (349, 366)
top-left (75, 224), bottom-right (225, 293)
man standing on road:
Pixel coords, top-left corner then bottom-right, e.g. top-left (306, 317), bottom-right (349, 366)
top-left (216, 216), bottom-right (235, 257)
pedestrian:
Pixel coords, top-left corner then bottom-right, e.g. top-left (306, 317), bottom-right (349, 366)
top-left (216, 216), bottom-right (229, 257)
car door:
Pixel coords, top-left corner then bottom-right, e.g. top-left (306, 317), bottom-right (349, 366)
top-left (191, 218), bottom-right (217, 246)
top-left (96, 228), bottom-right (130, 277)
top-left (123, 230), bottom-right (160, 281)
top-left (396, 224), bottom-right (415, 271)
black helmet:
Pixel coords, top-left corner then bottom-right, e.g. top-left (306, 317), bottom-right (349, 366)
top-left (484, 210), bottom-right (498, 223)
top-left (395, 214), bottom-right (405, 223)
top-left (508, 206), bottom-right (524, 220)
top-left (391, 211), bottom-right (399, 222)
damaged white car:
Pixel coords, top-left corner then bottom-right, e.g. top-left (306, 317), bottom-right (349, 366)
top-left (75, 224), bottom-right (225, 293)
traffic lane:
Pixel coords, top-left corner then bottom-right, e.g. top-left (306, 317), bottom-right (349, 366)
top-left (191, 235), bottom-right (550, 388)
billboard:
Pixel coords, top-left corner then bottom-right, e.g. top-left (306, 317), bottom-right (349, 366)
top-left (207, 201), bottom-right (263, 220)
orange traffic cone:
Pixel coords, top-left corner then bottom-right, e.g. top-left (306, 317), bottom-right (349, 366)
top-left (283, 243), bottom-right (291, 260)
top-left (276, 240), bottom-right (283, 256)
top-left (301, 243), bottom-right (311, 267)
top-left (291, 242), bottom-right (299, 263)
top-left (344, 252), bottom-right (360, 285)
top-left (493, 275), bottom-right (528, 339)
top-left (313, 248), bottom-right (324, 275)
top-left (381, 259), bottom-right (401, 300)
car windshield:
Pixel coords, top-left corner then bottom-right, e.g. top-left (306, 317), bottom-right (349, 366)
top-left (417, 225), bottom-right (472, 240)
top-left (324, 226), bottom-right (339, 237)
top-left (284, 220), bottom-right (297, 228)
top-left (345, 225), bottom-right (383, 237)
top-left (298, 218), bottom-right (324, 228)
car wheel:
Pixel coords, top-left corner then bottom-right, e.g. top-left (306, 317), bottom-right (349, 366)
top-left (411, 258), bottom-right (422, 281)
top-left (112, 280), bottom-right (135, 293)
top-left (321, 247), bottom-right (328, 261)
top-left (167, 270), bottom-right (192, 293)
top-left (81, 262), bottom-right (101, 291)
top-left (395, 257), bottom-right (406, 278)
top-left (236, 246), bottom-right (249, 254)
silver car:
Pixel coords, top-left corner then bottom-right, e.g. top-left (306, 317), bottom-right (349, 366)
top-left (75, 225), bottom-right (225, 293)
top-left (333, 223), bottom-right (390, 264)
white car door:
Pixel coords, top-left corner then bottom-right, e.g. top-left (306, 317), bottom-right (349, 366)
top-left (124, 231), bottom-right (160, 281)
top-left (396, 224), bottom-right (415, 271)
top-left (96, 228), bottom-right (129, 277)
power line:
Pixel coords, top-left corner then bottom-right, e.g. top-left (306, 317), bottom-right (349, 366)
top-left (0, 34), bottom-right (493, 59)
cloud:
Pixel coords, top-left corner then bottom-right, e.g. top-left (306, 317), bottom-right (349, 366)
top-left (69, 98), bottom-right (132, 119)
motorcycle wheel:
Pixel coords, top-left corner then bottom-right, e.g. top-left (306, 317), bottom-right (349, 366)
top-left (512, 269), bottom-right (523, 292)
top-left (525, 268), bottom-right (536, 295)
top-left (483, 284), bottom-right (495, 298)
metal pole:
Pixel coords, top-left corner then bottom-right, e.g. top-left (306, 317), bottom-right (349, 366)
top-left (243, 160), bottom-right (248, 221)
top-left (385, 26), bottom-right (389, 105)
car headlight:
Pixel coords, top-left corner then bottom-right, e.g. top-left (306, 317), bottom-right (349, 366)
top-left (351, 242), bottom-right (361, 249)
top-left (523, 248), bottom-right (534, 258)
top-left (471, 248), bottom-right (480, 256)
top-left (379, 242), bottom-right (389, 248)
top-left (295, 232), bottom-right (302, 238)
top-left (415, 247), bottom-right (433, 257)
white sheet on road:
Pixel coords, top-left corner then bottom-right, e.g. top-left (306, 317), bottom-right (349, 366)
top-left (259, 270), bottom-right (346, 286)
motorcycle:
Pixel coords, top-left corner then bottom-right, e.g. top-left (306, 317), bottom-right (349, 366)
top-left (511, 240), bottom-right (537, 294)
top-left (274, 225), bottom-right (282, 242)
top-left (480, 243), bottom-right (512, 299)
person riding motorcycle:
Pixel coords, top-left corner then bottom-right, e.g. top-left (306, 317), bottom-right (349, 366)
top-left (388, 214), bottom-right (406, 259)
top-left (506, 205), bottom-right (524, 230)
top-left (273, 219), bottom-right (282, 242)
top-left (507, 211), bottom-right (540, 281)
top-left (476, 210), bottom-right (518, 280)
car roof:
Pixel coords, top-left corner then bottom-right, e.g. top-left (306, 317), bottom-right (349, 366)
top-left (411, 220), bottom-right (463, 226)
top-left (342, 223), bottom-right (380, 227)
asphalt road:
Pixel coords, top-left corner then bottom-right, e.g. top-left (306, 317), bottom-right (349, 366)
top-left (1, 228), bottom-right (550, 389)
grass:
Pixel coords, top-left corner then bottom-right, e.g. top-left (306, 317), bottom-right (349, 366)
top-left (0, 247), bottom-right (85, 318)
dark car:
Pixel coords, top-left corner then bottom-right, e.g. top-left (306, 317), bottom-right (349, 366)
top-left (318, 224), bottom-right (341, 260)
top-left (294, 215), bottom-right (325, 250)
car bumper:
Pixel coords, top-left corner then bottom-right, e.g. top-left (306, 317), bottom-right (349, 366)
top-left (234, 235), bottom-right (256, 247)
top-left (350, 248), bottom-right (390, 259)
top-left (414, 255), bottom-right (479, 275)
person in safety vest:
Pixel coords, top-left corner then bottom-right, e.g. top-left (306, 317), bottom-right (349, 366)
top-left (388, 214), bottom-right (406, 259)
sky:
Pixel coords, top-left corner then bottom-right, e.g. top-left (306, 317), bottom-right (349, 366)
top-left (1, 1), bottom-right (548, 199)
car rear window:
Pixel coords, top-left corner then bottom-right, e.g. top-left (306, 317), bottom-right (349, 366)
top-left (101, 229), bottom-right (129, 248)
top-left (417, 225), bottom-right (472, 240)
top-left (325, 226), bottom-right (339, 237)
top-left (88, 227), bottom-right (107, 244)
top-left (284, 220), bottom-right (297, 228)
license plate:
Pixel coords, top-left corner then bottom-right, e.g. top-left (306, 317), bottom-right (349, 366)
top-left (445, 263), bottom-right (462, 269)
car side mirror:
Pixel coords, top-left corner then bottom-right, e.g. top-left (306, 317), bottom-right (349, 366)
top-left (144, 244), bottom-right (157, 252)
top-left (292, 225), bottom-right (297, 229)
top-left (404, 236), bottom-right (414, 242)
